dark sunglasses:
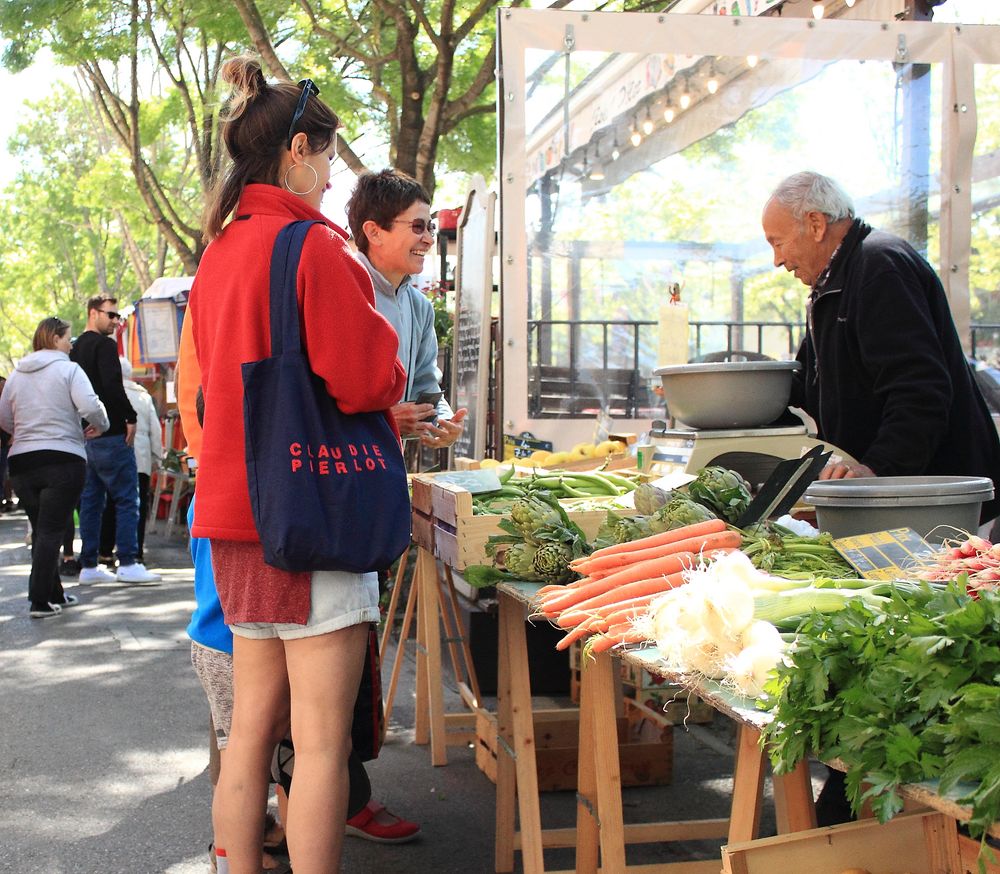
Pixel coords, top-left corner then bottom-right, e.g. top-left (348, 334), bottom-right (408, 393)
top-left (99, 309), bottom-right (121, 320)
top-left (286, 79), bottom-right (321, 148)
top-left (392, 219), bottom-right (437, 236)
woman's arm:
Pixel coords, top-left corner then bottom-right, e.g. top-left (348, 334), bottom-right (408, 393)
top-left (70, 367), bottom-right (110, 433)
top-left (299, 230), bottom-right (407, 414)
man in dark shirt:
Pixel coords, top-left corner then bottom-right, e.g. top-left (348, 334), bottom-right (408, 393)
top-left (71, 295), bottom-right (159, 584)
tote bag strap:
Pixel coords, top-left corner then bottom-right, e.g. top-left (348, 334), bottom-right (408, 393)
top-left (269, 220), bottom-right (324, 356)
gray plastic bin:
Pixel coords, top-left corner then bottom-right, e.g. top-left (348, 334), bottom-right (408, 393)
top-left (803, 476), bottom-right (994, 543)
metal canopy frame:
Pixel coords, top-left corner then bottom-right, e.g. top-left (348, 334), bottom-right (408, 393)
top-left (497, 7), bottom-right (1000, 445)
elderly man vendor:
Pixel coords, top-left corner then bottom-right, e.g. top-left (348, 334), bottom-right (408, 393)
top-left (762, 170), bottom-right (1000, 523)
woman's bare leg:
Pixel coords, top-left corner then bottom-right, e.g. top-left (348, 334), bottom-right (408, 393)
top-left (283, 623), bottom-right (368, 874)
top-left (213, 636), bottom-right (290, 874)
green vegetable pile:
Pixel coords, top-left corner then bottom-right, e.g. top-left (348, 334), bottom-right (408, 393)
top-left (463, 493), bottom-right (592, 588)
top-left (471, 466), bottom-right (640, 515)
top-left (741, 524), bottom-right (855, 578)
top-left (761, 583), bottom-right (1000, 854)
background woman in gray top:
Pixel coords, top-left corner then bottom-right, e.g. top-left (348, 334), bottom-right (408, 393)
top-left (0, 317), bottom-right (109, 618)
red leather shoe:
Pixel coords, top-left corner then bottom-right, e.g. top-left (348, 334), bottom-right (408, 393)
top-left (345, 800), bottom-right (421, 843)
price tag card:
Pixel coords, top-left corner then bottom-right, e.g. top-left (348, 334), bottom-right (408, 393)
top-left (502, 432), bottom-right (554, 460)
top-left (832, 528), bottom-right (936, 580)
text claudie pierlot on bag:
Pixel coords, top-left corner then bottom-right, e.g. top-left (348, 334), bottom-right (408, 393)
top-left (289, 440), bottom-right (388, 475)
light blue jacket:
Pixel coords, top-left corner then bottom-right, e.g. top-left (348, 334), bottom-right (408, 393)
top-left (358, 252), bottom-right (453, 419)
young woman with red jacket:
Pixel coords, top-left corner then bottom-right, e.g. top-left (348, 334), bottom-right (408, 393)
top-left (189, 56), bottom-right (406, 874)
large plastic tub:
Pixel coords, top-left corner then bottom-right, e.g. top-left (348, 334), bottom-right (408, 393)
top-left (654, 361), bottom-right (799, 430)
top-left (803, 475), bottom-right (994, 542)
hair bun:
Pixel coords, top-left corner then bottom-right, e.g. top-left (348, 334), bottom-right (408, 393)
top-left (221, 55), bottom-right (268, 121)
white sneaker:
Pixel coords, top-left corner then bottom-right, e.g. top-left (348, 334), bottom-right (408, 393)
top-left (79, 566), bottom-right (117, 584)
top-left (116, 562), bottom-right (161, 585)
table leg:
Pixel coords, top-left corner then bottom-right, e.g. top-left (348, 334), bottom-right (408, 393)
top-left (589, 653), bottom-right (627, 872)
top-left (379, 546), bottom-right (410, 661)
top-left (495, 597), bottom-right (517, 874)
top-left (773, 760), bottom-right (817, 833)
top-left (728, 724), bottom-right (766, 843)
top-left (499, 593), bottom-right (545, 873)
top-left (413, 552), bottom-right (429, 746)
top-left (575, 656), bottom-right (601, 874)
top-left (417, 547), bottom-right (448, 766)
top-left (383, 556), bottom-right (419, 728)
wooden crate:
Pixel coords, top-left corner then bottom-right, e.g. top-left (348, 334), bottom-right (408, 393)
top-left (958, 834), bottom-right (1000, 874)
top-left (475, 707), bottom-right (673, 792)
top-left (431, 480), bottom-right (631, 571)
top-left (722, 811), bottom-right (962, 874)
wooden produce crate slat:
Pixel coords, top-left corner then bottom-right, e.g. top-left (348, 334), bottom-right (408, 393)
top-left (722, 811), bottom-right (962, 874)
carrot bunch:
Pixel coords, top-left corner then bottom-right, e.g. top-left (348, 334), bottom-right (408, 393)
top-left (533, 519), bottom-right (742, 652)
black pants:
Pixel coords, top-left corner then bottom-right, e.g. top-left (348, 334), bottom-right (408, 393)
top-left (100, 472), bottom-right (150, 561)
top-left (11, 459), bottom-right (86, 609)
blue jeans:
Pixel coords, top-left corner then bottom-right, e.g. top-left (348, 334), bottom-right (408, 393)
top-left (79, 435), bottom-right (140, 567)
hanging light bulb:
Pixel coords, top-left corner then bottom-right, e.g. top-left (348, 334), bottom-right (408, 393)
top-left (679, 78), bottom-right (692, 111)
top-left (611, 132), bottom-right (620, 161)
top-left (589, 144), bottom-right (605, 181)
top-left (844, 0), bottom-right (856, 5)
top-left (706, 61), bottom-right (719, 95)
top-left (641, 106), bottom-right (654, 136)
top-left (746, 54), bottom-right (759, 68)
top-left (663, 101), bottom-right (675, 124)
top-left (812, 1), bottom-right (824, 19)
top-left (630, 120), bottom-right (643, 147)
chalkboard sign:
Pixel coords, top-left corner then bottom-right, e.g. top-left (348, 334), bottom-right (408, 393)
top-left (450, 178), bottom-right (496, 461)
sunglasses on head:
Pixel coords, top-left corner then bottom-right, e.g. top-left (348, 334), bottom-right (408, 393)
top-left (286, 79), bottom-right (321, 149)
top-left (392, 219), bottom-right (437, 236)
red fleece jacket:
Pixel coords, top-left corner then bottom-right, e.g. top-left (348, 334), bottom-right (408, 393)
top-left (189, 184), bottom-right (406, 542)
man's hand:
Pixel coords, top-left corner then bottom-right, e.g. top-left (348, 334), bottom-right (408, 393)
top-left (125, 422), bottom-right (137, 447)
top-left (83, 425), bottom-right (100, 440)
top-left (420, 408), bottom-right (468, 449)
top-left (390, 401), bottom-right (437, 437)
top-left (819, 461), bottom-right (876, 480)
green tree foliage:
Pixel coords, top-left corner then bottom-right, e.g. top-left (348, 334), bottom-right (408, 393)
top-left (0, 0), bottom-right (238, 272)
top-left (0, 83), bottom-right (187, 366)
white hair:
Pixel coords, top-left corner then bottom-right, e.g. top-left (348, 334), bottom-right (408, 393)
top-left (119, 355), bottom-right (133, 380)
top-left (768, 171), bottom-right (855, 223)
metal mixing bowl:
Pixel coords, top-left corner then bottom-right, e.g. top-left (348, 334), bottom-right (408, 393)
top-left (653, 360), bottom-right (801, 430)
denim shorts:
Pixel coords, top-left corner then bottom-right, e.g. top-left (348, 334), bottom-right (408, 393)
top-left (231, 570), bottom-right (380, 641)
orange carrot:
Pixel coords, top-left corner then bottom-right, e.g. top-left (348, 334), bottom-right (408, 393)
top-left (556, 571), bottom-right (687, 626)
top-left (541, 552), bottom-right (698, 616)
top-left (544, 533), bottom-right (740, 615)
top-left (590, 625), bottom-right (647, 653)
top-left (554, 617), bottom-right (601, 651)
top-left (572, 528), bottom-right (741, 576)
top-left (570, 518), bottom-right (727, 566)
top-left (555, 593), bottom-right (658, 631)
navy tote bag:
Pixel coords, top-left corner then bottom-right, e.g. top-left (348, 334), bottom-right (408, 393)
top-left (242, 220), bottom-right (411, 573)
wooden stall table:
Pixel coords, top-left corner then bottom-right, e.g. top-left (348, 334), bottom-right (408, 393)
top-left (493, 581), bottom-right (816, 874)
top-left (382, 530), bottom-right (483, 766)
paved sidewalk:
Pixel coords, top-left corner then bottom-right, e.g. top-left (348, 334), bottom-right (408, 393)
top-left (0, 511), bottom-right (794, 873)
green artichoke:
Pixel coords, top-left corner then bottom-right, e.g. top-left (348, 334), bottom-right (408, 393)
top-left (509, 496), bottom-right (564, 541)
top-left (502, 542), bottom-right (542, 580)
top-left (633, 483), bottom-right (672, 516)
top-left (531, 541), bottom-right (575, 583)
top-left (658, 494), bottom-right (719, 528)
top-left (687, 466), bottom-right (752, 523)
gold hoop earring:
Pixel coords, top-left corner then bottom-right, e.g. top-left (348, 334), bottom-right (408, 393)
top-left (283, 163), bottom-right (318, 197)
